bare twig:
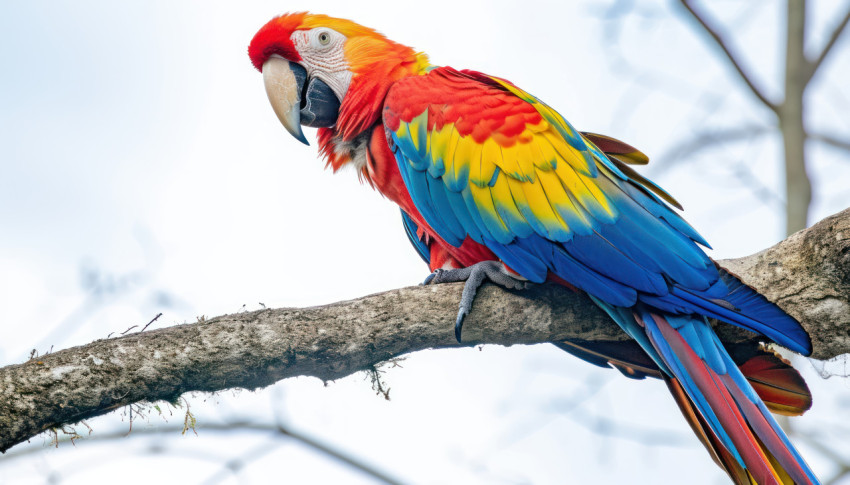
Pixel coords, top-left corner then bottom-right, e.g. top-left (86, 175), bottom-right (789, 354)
top-left (678, 0), bottom-right (779, 112)
top-left (0, 421), bottom-right (404, 485)
top-left (275, 423), bottom-right (403, 484)
top-left (793, 429), bottom-right (850, 485)
top-left (199, 438), bottom-right (283, 485)
top-left (140, 313), bottom-right (163, 332)
top-left (806, 5), bottom-right (850, 82)
top-left (656, 124), bottom-right (771, 168)
top-left (729, 162), bottom-right (785, 210)
top-left (810, 132), bottom-right (850, 153)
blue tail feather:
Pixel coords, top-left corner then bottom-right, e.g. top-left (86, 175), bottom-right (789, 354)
top-left (716, 267), bottom-right (811, 354)
top-left (667, 285), bottom-right (810, 355)
top-left (628, 307), bottom-right (817, 483)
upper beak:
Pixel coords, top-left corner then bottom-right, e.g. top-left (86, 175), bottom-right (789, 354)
top-left (263, 56), bottom-right (308, 145)
top-left (262, 56), bottom-right (341, 146)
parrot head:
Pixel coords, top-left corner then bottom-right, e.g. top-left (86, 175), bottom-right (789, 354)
top-left (248, 13), bottom-right (430, 145)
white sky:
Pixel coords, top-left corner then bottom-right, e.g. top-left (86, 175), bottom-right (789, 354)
top-left (1, 1), bottom-right (849, 484)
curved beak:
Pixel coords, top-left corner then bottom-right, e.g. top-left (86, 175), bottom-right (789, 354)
top-left (262, 57), bottom-right (342, 146)
top-left (263, 56), bottom-right (308, 145)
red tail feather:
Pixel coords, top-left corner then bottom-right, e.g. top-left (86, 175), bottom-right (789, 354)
top-left (738, 351), bottom-right (812, 416)
top-left (648, 313), bottom-right (817, 485)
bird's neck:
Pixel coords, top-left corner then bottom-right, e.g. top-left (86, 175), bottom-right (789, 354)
top-left (332, 40), bottom-right (429, 142)
top-left (317, 42), bottom-right (428, 176)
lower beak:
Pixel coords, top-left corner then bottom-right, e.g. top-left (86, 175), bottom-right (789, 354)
top-left (262, 57), bottom-right (341, 146)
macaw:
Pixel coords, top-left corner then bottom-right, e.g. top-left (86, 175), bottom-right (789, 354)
top-left (248, 13), bottom-right (818, 484)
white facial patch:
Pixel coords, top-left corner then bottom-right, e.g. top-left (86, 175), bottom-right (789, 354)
top-left (290, 28), bottom-right (352, 103)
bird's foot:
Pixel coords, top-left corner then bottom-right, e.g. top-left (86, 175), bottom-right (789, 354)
top-left (422, 261), bottom-right (530, 342)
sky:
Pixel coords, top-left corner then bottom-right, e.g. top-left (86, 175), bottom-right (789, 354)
top-left (1, 1), bottom-right (849, 484)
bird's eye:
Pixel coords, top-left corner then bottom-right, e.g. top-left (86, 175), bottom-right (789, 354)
top-left (318, 31), bottom-right (331, 46)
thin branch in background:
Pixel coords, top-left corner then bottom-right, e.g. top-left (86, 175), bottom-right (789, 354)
top-left (678, 0), bottom-right (779, 112)
top-left (810, 131), bottom-right (850, 154)
top-left (199, 437), bottom-right (284, 485)
top-left (275, 423), bottom-right (404, 485)
top-left (654, 124), bottom-right (771, 169)
top-left (590, 6), bottom-right (731, 136)
top-left (25, 266), bottom-right (148, 360)
top-left (0, 421), bottom-right (405, 485)
top-left (727, 1), bottom-right (764, 31)
top-left (792, 429), bottom-right (850, 485)
top-left (20, 231), bottom-right (179, 361)
top-left (565, 407), bottom-right (694, 447)
top-left (597, 0), bottom-right (636, 19)
top-left (806, 5), bottom-right (850, 82)
top-left (589, 0), bottom-right (739, 141)
top-left (728, 160), bottom-right (786, 211)
top-left (487, 373), bottom-right (614, 454)
top-left (588, 0), bottom-right (664, 22)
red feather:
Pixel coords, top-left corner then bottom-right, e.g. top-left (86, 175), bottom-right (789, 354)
top-left (651, 314), bottom-right (803, 485)
top-left (247, 13), bottom-right (305, 71)
top-left (739, 351), bottom-right (812, 416)
top-left (383, 68), bottom-right (542, 147)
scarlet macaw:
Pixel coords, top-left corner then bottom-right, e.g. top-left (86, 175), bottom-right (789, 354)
top-left (248, 13), bottom-right (818, 484)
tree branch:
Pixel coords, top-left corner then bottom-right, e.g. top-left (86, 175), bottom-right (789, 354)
top-left (806, 5), bottom-right (850, 83)
top-left (1, 421), bottom-right (403, 485)
top-left (677, 0), bottom-right (779, 112)
top-left (809, 131), bottom-right (850, 153)
top-left (1, 208), bottom-right (849, 453)
top-left (655, 123), bottom-right (771, 168)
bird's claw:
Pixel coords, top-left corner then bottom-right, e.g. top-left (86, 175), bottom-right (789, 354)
top-left (455, 313), bottom-right (465, 342)
top-left (421, 269), bottom-right (444, 286)
top-left (421, 261), bottom-right (531, 343)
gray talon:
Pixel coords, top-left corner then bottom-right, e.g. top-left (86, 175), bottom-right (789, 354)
top-left (423, 261), bottom-right (531, 342)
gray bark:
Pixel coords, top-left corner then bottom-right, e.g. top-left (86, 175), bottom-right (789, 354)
top-left (1, 208), bottom-right (849, 453)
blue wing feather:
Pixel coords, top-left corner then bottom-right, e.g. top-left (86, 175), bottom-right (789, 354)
top-left (401, 210), bottom-right (430, 265)
top-left (426, 172), bottom-right (467, 242)
top-left (384, 67), bottom-right (812, 357)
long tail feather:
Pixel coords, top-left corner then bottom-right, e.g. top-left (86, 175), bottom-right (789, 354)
top-left (553, 340), bottom-right (660, 379)
top-left (642, 311), bottom-right (818, 485)
top-left (555, 339), bottom-right (812, 416)
top-left (737, 350), bottom-right (812, 416)
top-left (589, 297), bottom-right (818, 484)
top-left (664, 374), bottom-right (756, 485)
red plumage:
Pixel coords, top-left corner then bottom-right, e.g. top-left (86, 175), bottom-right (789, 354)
top-left (739, 352), bottom-right (812, 416)
top-left (248, 13), bottom-right (305, 71)
top-left (383, 68), bottom-right (542, 146)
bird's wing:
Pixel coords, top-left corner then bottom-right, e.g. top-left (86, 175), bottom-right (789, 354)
top-left (383, 66), bottom-right (809, 354)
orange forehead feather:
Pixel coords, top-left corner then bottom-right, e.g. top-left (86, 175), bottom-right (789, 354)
top-left (299, 14), bottom-right (385, 39)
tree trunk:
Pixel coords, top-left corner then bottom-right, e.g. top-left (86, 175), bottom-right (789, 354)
top-left (782, 0), bottom-right (812, 235)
